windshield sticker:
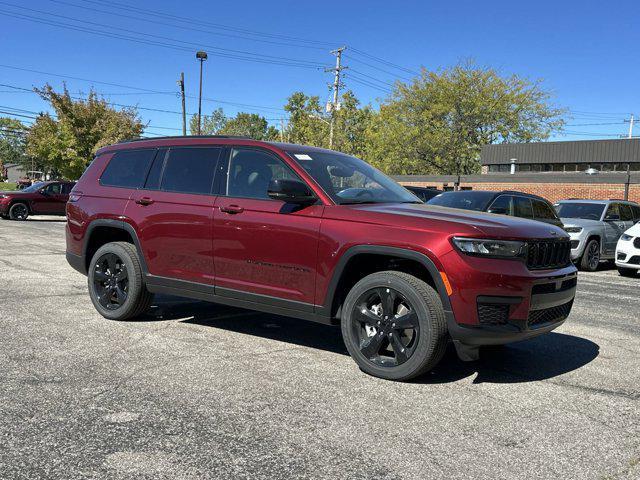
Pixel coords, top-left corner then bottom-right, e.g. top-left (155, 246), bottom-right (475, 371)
top-left (294, 154), bottom-right (313, 160)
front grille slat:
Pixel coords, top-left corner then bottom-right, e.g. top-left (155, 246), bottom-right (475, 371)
top-left (526, 240), bottom-right (571, 270)
top-left (528, 300), bottom-right (573, 327)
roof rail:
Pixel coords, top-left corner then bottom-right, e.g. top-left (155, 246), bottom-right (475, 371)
top-left (119, 135), bottom-right (254, 144)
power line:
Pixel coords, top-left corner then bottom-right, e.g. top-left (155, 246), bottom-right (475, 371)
top-left (348, 47), bottom-right (421, 76)
top-left (343, 54), bottom-right (413, 83)
top-left (46, 0), bottom-right (329, 51)
top-left (0, 65), bottom-right (287, 112)
top-left (0, 8), bottom-right (326, 69)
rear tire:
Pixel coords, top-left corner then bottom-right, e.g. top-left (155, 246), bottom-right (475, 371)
top-left (341, 271), bottom-right (448, 381)
top-left (88, 241), bottom-right (154, 320)
top-left (617, 266), bottom-right (638, 278)
top-left (8, 202), bottom-right (29, 220)
top-left (579, 239), bottom-right (600, 272)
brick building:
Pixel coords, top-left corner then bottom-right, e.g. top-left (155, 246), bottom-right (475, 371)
top-left (395, 138), bottom-right (640, 203)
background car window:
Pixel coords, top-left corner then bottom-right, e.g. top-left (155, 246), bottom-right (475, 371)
top-left (532, 199), bottom-right (558, 220)
top-left (100, 149), bottom-right (156, 189)
top-left (604, 203), bottom-right (621, 220)
top-left (43, 183), bottom-right (62, 195)
top-left (632, 205), bottom-right (640, 221)
top-left (619, 204), bottom-right (634, 221)
top-left (555, 202), bottom-right (605, 220)
top-left (160, 147), bottom-right (221, 195)
top-left (487, 195), bottom-right (513, 215)
top-left (513, 197), bottom-right (534, 218)
top-left (61, 183), bottom-right (74, 194)
top-left (227, 148), bottom-right (301, 200)
top-left (427, 191), bottom-right (495, 211)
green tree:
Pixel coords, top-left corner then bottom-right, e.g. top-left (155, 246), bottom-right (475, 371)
top-left (26, 84), bottom-right (144, 179)
top-left (189, 107), bottom-right (226, 135)
top-left (0, 118), bottom-right (28, 179)
top-left (366, 62), bottom-right (566, 175)
top-left (284, 91), bottom-right (329, 147)
top-left (332, 91), bottom-right (374, 158)
top-left (220, 112), bottom-right (279, 140)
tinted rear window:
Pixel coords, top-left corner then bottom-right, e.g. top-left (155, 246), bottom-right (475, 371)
top-left (160, 147), bottom-right (221, 195)
top-left (427, 191), bottom-right (495, 211)
top-left (532, 200), bottom-right (558, 220)
top-left (100, 149), bottom-right (156, 188)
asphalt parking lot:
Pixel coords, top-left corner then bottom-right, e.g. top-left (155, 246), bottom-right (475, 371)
top-left (0, 217), bottom-right (638, 480)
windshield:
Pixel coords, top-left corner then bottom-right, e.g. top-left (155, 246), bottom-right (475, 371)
top-left (426, 191), bottom-right (496, 211)
top-left (554, 202), bottom-right (605, 220)
top-left (286, 151), bottom-right (420, 205)
top-left (20, 182), bottom-right (46, 193)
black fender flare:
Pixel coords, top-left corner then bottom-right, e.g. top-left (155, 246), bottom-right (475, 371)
top-left (82, 218), bottom-right (149, 274)
top-left (319, 245), bottom-right (453, 317)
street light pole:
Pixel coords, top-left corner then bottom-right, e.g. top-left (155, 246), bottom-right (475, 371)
top-left (624, 163), bottom-right (631, 201)
top-left (196, 51), bottom-right (208, 135)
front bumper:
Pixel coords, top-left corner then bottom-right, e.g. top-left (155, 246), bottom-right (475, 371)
top-left (441, 249), bottom-right (577, 350)
top-left (567, 231), bottom-right (587, 260)
top-left (615, 237), bottom-right (640, 270)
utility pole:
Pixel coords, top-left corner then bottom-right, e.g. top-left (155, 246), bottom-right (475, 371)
top-left (177, 72), bottom-right (186, 136)
top-left (280, 118), bottom-right (285, 142)
top-left (624, 163), bottom-right (631, 201)
top-left (325, 46), bottom-right (347, 149)
top-left (624, 114), bottom-right (634, 139)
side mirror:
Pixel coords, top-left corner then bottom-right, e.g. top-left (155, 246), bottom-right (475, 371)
top-left (267, 179), bottom-right (316, 205)
top-left (487, 207), bottom-right (507, 215)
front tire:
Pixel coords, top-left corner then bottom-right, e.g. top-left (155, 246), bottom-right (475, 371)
top-left (579, 239), bottom-right (600, 271)
top-left (9, 202), bottom-right (29, 220)
top-left (88, 242), bottom-right (153, 320)
top-left (617, 266), bottom-right (638, 277)
top-left (341, 271), bottom-right (448, 381)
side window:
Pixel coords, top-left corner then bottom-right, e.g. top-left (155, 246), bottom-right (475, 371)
top-left (160, 147), bottom-right (221, 195)
top-left (619, 204), bottom-right (634, 221)
top-left (43, 183), bottom-right (62, 194)
top-left (144, 149), bottom-right (168, 190)
top-left (487, 195), bottom-right (512, 215)
top-left (100, 149), bottom-right (156, 188)
top-left (226, 148), bottom-right (301, 200)
top-left (632, 205), bottom-right (640, 222)
top-left (604, 203), bottom-right (620, 220)
top-left (513, 197), bottom-right (534, 219)
top-left (61, 183), bottom-right (74, 194)
top-left (532, 200), bottom-right (558, 220)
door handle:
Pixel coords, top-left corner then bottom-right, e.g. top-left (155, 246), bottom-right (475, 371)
top-left (220, 204), bottom-right (244, 214)
top-left (135, 197), bottom-right (154, 206)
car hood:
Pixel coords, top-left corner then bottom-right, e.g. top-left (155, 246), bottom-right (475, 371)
top-left (560, 218), bottom-right (603, 229)
top-left (623, 222), bottom-right (640, 236)
top-left (329, 203), bottom-right (569, 240)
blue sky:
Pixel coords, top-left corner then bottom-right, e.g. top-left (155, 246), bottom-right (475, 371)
top-left (1, 0), bottom-right (639, 141)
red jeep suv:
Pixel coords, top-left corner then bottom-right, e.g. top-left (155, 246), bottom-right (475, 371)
top-left (1, 181), bottom-right (75, 220)
top-left (66, 137), bottom-right (577, 381)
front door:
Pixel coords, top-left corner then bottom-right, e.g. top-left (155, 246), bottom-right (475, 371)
top-left (32, 183), bottom-right (67, 214)
top-left (212, 147), bottom-right (323, 306)
top-left (126, 146), bottom-right (222, 285)
top-left (603, 203), bottom-right (626, 255)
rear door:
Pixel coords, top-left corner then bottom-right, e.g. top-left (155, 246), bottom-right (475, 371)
top-left (619, 203), bottom-right (635, 230)
top-left (126, 146), bottom-right (221, 285)
top-left (212, 146), bottom-right (323, 306)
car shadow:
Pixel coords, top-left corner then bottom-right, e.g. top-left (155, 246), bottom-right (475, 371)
top-left (138, 295), bottom-right (599, 384)
top-left (24, 217), bottom-right (67, 223)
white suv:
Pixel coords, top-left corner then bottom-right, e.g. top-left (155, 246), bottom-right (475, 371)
top-left (615, 223), bottom-right (640, 277)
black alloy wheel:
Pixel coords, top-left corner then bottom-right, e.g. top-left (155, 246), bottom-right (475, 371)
top-left (350, 286), bottom-right (420, 367)
top-left (92, 252), bottom-right (129, 310)
top-left (580, 239), bottom-right (600, 271)
top-left (9, 203), bottom-right (29, 220)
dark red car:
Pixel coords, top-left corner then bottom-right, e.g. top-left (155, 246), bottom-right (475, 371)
top-left (66, 137), bottom-right (577, 381)
top-left (1, 180), bottom-right (75, 220)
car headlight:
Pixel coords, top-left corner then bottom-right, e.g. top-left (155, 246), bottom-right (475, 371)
top-left (564, 227), bottom-right (583, 233)
top-left (452, 237), bottom-right (526, 259)
top-left (0, 194), bottom-right (8, 199)
top-left (621, 234), bottom-right (633, 241)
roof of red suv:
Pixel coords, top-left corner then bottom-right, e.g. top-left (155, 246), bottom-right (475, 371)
top-left (96, 136), bottom-right (339, 156)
